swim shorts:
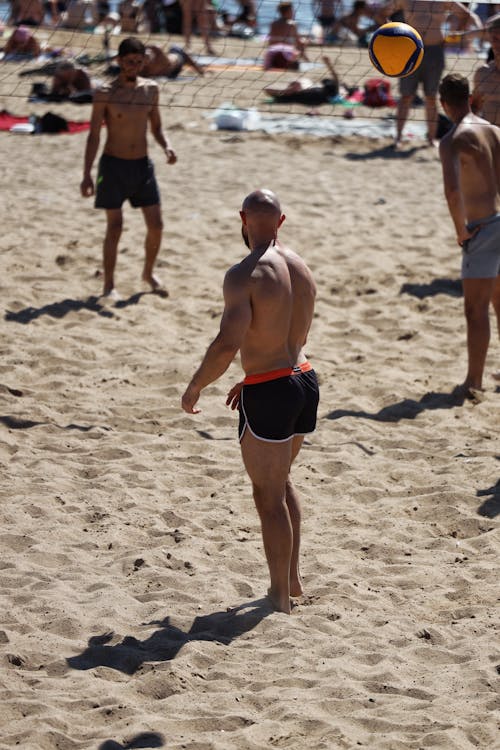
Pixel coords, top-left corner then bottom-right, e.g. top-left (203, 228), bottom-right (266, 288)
top-left (461, 213), bottom-right (500, 279)
top-left (238, 362), bottom-right (320, 443)
top-left (167, 45), bottom-right (187, 78)
top-left (399, 44), bottom-right (445, 98)
top-left (95, 154), bottom-right (160, 210)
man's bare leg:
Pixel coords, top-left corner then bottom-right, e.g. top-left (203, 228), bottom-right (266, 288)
top-left (425, 94), bottom-right (439, 146)
top-left (462, 277), bottom-right (496, 390)
top-left (141, 204), bottom-right (166, 294)
top-left (241, 431), bottom-right (294, 614)
top-left (183, 0), bottom-right (194, 48)
top-left (394, 95), bottom-right (412, 149)
top-left (287, 435), bottom-right (305, 597)
top-left (103, 208), bottom-right (123, 296)
top-left (491, 275), bottom-right (500, 380)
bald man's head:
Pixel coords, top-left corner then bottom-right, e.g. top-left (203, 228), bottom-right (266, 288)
top-left (240, 189), bottom-right (285, 250)
top-left (241, 189), bottom-right (281, 217)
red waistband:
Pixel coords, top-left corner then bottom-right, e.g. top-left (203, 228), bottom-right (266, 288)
top-left (244, 361), bottom-right (312, 385)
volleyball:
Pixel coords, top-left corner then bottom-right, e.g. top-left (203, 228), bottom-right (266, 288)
top-left (368, 22), bottom-right (424, 78)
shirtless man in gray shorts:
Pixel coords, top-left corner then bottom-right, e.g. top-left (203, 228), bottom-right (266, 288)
top-left (384, 0), bottom-right (481, 148)
top-left (439, 73), bottom-right (500, 393)
top-left (182, 189), bottom-right (319, 614)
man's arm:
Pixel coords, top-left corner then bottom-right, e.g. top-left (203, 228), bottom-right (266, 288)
top-left (471, 66), bottom-right (486, 115)
top-left (182, 267), bottom-right (253, 414)
top-left (447, 0), bottom-right (482, 30)
top-left (439, 135), bottom-right (469, 245)
top-left (149, 85), bottom-right (177, 164)
top-left (80, 90), bottom-right (106, 197)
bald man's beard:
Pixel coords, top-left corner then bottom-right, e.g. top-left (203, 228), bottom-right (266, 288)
top-left (241, 225), bottom-right (250, 248)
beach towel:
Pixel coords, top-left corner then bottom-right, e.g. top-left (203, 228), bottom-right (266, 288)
top-left (0, 110), bottom-right (90, 134)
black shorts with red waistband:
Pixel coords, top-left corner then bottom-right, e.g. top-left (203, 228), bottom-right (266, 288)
top-left (238, 362), bottom-right (319, 443)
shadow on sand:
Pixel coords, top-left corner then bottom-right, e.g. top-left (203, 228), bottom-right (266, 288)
top-left (400, 278), bottom-right (462, 299)
top-left (98, 732), bottom-right (165, 750)
top-left (344, 144), bottom-right (421, 161)
top-left (326, 387), bottom-right (475, 423)
top-left (4, 291), bottom-right (157, 324)
top-left (67, 599), bottom-right (272, 676)
top-left (477, 479), bottom-right (500, 519)
top-left (0, 415), bottom-right (103, 431)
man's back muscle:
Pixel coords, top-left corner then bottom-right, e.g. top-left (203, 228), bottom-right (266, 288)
top-left (241, 243), bottom-right (316, 374)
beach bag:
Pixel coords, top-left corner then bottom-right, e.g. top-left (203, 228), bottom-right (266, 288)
top-left (38, 111), bottom-right (69, 133)
top-left (363, 78), bottom-right (395, 107)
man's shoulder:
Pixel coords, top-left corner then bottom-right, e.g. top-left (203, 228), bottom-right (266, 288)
top-left (137, 76), bottom-right (160, 96)
top-left (474, 61), bottom-right (495, 78)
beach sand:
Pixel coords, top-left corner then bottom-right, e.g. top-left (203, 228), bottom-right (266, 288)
top-left (0, 29), bottom-right (499, 750)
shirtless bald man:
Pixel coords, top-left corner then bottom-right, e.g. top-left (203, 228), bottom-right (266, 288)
top-left (472, 13), bottom-right (500, 126)
top-left (81, 37), bottom-right (177, 298)
top-left (439, 73), bottom-right (500, 393)
top-left (182, 190), bottom-right (319, 614)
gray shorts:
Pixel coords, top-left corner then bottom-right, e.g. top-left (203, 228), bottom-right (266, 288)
top-left (399, 44), bottom-right (445, 98)
top-left (461, 213), bottom-right (500, 279)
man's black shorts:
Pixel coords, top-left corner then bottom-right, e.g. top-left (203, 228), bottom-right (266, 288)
top-left (95, 154), bottom-right (160, 210)
top-left (238, 366), bottom-right (319, 443)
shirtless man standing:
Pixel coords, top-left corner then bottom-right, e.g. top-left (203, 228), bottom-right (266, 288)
top-left (439, 73), bottom-right (500, 393)
top-left (472, 13), bottom-right (500, 126)
top-left (81, 37), bottom-right (177, 298)
top-left (182, 190), bottom-right (319, 614)
top-left (384, 0), bottom-right (481, 148)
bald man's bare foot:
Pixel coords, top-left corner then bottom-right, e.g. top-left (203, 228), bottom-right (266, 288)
top-left (267, 587), bottom-right (291, 614)
top-left (290, 572), bottom-right (304, 598)
top-left (452, 383), bottom-right (485, 404)
top-left (143, 272), bottom-right (169, 298)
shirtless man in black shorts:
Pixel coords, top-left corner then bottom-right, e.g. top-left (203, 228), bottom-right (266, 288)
top-left (182, 189), bottom-right (319, 614)
top-left (80, 37), bottom-right (177, 298)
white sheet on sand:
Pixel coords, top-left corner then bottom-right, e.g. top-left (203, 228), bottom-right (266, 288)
top-left (210, 109), bottom-right (428, 139)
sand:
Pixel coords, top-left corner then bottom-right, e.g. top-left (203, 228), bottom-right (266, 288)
top-left (0, 27), bottom-right (499, 750)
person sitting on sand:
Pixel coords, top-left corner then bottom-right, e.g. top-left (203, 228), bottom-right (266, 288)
top-left (118, 0), bottom-right (142, 32)
top-left (51, 59), bottom-right (92, 97)
top-left (264, 54), bottom-right (348, 106)
top-left (141, 44), bottom-right (205, 78)
top-left (264, 1), bottom-right (309, 70)
top-left (3, 24), bottom-right (41, 56)
top-left (331, 0), bottom-right (377, 47)
top-left (10, 0), bottom-right (45, 26)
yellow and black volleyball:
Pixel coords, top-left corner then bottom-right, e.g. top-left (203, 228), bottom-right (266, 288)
top-left (368, 22), bottom-right (424, 78)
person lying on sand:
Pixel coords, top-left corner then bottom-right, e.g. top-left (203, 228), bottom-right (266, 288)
top-left (264, 55), bottom-right (349, 107)
top-left (51, 60), bottom-right (92, 97)
top-left (141, 44), bottom-right (205, 78)
top-left (3, 25), bottom-right (41, 57)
